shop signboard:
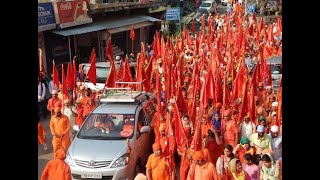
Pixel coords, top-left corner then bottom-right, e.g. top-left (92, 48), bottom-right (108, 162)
top-left (38, 2), bottom-right (56, 32)
top-left (53, 0), bottom-right (93, 29)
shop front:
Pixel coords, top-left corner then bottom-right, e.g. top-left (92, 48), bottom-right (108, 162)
top-left (38, 2), bottom-right (57, 73)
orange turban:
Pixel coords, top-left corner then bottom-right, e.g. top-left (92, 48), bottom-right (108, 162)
top-left (54, 107), bottom-right (61, 113)
top-left (258, 82), bottom-right (263, 86)
top-left (152, 143), bottom-right (161, 151)
top-left (215, 102), bottom-right (222, 109)
top-left (192, 150), bottom-right (204, 160)
top-left (159, 124), bottom-right (166, 132)
top-left (223, 109), bottom-right (232, 116)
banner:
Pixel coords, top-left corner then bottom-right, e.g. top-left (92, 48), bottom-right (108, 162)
top-left (54, 0), bottom-right (93, 29)
top-left (38, 2), bottom-right (56, 32)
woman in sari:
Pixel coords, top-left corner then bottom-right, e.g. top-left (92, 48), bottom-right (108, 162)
top-left (229, 158), bottom-right (247, 180)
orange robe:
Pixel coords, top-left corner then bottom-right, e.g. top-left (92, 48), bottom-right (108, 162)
top-left (221, 119), bottom-right (239, 149)
top-left (187, 162), bottom-right (221, 180)
top-left (41, 149), bottom-right (71, 180)
top-left (75, 106), bottom-right (84, 127)
top-left (83, 104), bottom-right (96, 117)
top-left (50, 114), bottom-right (71, 153)
top-left (178, 142), bottom-right (192, 180)
top-left (206, 138), bottom-right (221, 164)
top-left (146, 154), bottom-right (169, 180)
top-left (38, 122), bottom-right (46, 144)
top-left (47, 98), bottom-right (62, 112)
top-left (201, 124), bottom-right (211, 139)
top-left (160, 136), bottom-right (176, 155)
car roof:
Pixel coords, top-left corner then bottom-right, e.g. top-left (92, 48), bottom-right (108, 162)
top-left (93, 103), bottom-right (138, 114)
top-left (266, 56), bottom-right (282, 65)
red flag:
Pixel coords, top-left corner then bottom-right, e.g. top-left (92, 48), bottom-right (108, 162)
top-left (260, 46), bottom-right (268, 82)
top-left (89, 48), bottom-right (95, 63)
top-left (117, 60), bottom-right (124, 81)
top-left (205, 69), bottom-right (215, 101)
top-left (192, 116), bottom-right (202, 151)
top-left (105, 54), bottom-right (116, 88)
top-left (251, 63), bottom-right (259, 94)
top-left (66, 63), bottom-right (74, 90)
top-left (249, 82), bottom-right (256, 124)
top-left (259, 17), bottom-right (265, 33)
top-left (191, 19), bottom-right (196, 33)
top-left (122, 55), bottom-right (133, 83)
top-left (61, 64), bottom-right (70, 99)
top-left (87, 54), bottom-right (97, 85)
top-left (231, 63), bottom-right (246, 103)
top-left (156, 72), bottom-right (162, 113)
top-left (145, 57), bottom-right (153, 83)
top-left (238, 80), bottom-right (249, 122)
top-left (223, 75), bottom-right (231, 109)
top-left (177, 86), bottom-right (187, 114)
top-left (267, 62), bottom-right (272, 86)
top-left (106, 37), bottom-right (113, 60)
top-left (73, 57), bottom-right (77, 87)
top-left (214, 70), bottom-right (223, 104)
top-left (174, 102), bottom-right (186, 147)
top-left (130, 24), bottom-right (135, 40)
top-left (52, 60), bottom-right (60, 89)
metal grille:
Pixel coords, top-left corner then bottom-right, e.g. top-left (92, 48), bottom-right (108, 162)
top-left (72, 174), bottom-right (113, 180)
top-left (75, 159), bottom-right (113, 169)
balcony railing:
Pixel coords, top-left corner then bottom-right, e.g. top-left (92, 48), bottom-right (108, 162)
top-left (90, 0), bottom-right (167, 14)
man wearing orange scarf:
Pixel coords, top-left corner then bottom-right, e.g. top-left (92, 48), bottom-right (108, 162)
top-left (187, 150), bottom-right (221, 180)
top-left (146, 143), bottom-right (169, 180)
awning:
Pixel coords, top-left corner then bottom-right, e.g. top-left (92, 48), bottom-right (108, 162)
top-left (52, 15), bottom-right (161, 37)
top-left (108, 21), bottom-right (154, 34)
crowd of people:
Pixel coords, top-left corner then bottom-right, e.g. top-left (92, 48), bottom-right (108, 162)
top-left (38, 4), bottom-right (282, 179)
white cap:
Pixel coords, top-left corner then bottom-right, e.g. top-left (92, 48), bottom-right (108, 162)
top-left (257, 125), bottom-right (264, 133)
top-left (52, 90), bottom-right (58, 95)
top-left (270, 125), bottom-right (279, 133)
top-left (272, 102), bottom-right (279, 107)
top-left (266, 86), bottom-right (272, 89)
top-left (271, 111), bottom-right (277, 116)
top-left (116, 56), bottom-right (121, 60)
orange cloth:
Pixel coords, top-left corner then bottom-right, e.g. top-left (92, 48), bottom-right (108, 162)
top-left (83, 103), bottom-right (96, 117)
top-left (58, 92), bottom-right (68, 102)
top-left (203, 148), bottom-right (212, 163)
top-left (41, 149), bottom-right (71, 180)
top-left (201, 124), bottom-right (211, 139)
top-left (50, 114), bottom-right (71, 153)
top-left (187, 162), bottom-right (221, 180)
top-left (178, 142), bottom-right (192, 180)
top-left (152, 112), bottom-right (161, 141)
top-left (47, 98), bottom-right (62, 112)
top-left (75, 106), bottom-right (84, 127)
top-left (146, 154), bottom-right (169, 180)
top-left (222, 119), bottom-right (239, 148)
top-left (38, 122), bottom-right (46, 144)
top-left (206, 138), bottom-right (221, 164)
top-left (160, 136), bottom-right (176, 154)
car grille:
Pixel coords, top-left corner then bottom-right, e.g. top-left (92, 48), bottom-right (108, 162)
top-left (72, 174), bottom-right (113, 180)
top-left (75, 159), bottom-right (113, 169)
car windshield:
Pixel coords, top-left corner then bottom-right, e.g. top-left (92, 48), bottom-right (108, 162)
top-left (84, 66), bottom-right (110, 83)
top-left (78, 113), bottom-right (135, 140)
top-left (200, 3), bottom-right (211, 7)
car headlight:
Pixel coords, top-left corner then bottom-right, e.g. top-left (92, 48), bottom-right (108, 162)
top-left (65, 152), bottom-right (76, 167)
top-left (110, 153), bottom-right (130, 168)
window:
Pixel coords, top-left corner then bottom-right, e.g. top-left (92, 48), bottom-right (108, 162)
top-left (143, 99), bottom-right (157, 125)
top-left (78, 113), bottom-right (135, 139)
top-left (137, 110), bottom-right (145, 133)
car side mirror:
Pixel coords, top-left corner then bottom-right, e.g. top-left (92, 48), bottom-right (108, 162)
top-left (73, 125), bottom-right (80, 132)
top-left (140, 126), bottom-right (150, 134)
